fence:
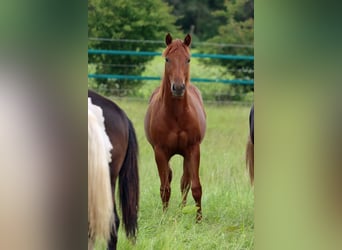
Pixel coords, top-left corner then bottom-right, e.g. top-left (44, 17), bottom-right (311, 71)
top-left (88, 49), bottom-right (254, 85)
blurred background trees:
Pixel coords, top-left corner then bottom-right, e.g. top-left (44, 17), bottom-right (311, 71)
top-left (88, 0), bottom-right (180, 94)
top-left (88, 0), bottom-right (254, 100)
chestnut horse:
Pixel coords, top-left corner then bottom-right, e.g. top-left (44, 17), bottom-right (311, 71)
top-left (88, 90), bottom-right (139, 250)
top-left (144, 34), bottom-right (206, 221)
top-left (246, 104), bottom-right (254, 184)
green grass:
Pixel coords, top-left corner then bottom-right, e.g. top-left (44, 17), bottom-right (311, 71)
top-left (95, 99), bottom-right (254, 250)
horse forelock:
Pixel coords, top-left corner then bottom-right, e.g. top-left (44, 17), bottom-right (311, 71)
top-left (163, 39), bottom-right (190, 57)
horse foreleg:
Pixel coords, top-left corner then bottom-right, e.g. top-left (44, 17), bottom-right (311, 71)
top-left (154, 146), bottom-right (171, 210)
top-left (188, 144), bottom-right (202, 221)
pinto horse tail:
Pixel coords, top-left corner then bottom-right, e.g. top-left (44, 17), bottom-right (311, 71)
top-left (119, 118), bottom-right (139, 241)
top-left (246, 135), bottom-right (254, 184)
top-left (88, 101), bottom-right (114, 243)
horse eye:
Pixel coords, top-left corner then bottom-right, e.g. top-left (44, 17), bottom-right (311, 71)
top-left (187, 58), bottom-right (191, 63)
top-left (165, 58), bottom-right (169, 62)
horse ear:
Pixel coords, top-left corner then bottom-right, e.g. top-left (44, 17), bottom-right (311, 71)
top-left (184, 34), bottom-right (191, 47)
top-left (165, 33), bottom-right (172, 46)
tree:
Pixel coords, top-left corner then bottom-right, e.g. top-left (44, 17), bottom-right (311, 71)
top-left (164, 0), bottom-right (226, 42)
top-left (201, 0), bottom-right (254, 96)
top-left (88, 0), bottom-right (180, 95)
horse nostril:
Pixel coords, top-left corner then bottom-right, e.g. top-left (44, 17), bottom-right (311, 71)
top-left (172, 84), bottom-right (176, 91)
top-left (181, 84), bottom-right (185, 90)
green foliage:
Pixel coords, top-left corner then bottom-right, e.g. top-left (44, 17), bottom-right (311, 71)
top-left (164, 0), bottom-right (226, 41)
top-left (88, 0), bottom-right (181, 95)
top-left (200, 0), bottom-right (254, 96)
top-left (94, 99), bottom-right (254, 250)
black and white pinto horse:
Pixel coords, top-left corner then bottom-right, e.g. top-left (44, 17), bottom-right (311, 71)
top-left (88, 90), bottom-right (139, 250)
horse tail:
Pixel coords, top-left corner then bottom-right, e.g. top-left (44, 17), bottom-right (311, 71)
top-left (88, 101), bottom-right (114, 242)
top-left (119, 118), bottom-right (139, 241)
top-left (246, 135), bottom-right (254, 184)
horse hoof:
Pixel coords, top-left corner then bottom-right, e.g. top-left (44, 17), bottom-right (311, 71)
top-left (180, 200), bottom-right (187, 207)
top-left (196, 212), bottom-right (202, 222)
top-left (162, 202), bottom-right (169, 211)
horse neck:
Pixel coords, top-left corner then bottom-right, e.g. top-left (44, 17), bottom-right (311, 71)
top-left (160, 78), bottom-right (189, 113)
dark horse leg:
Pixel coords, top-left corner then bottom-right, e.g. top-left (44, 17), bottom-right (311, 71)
top-left (186, 144), bottom-right (202, 221)
top-left (154, 146), bottom-right (172, 210)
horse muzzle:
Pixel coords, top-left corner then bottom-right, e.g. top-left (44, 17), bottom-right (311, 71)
top-left (171, 83), bottom-right (185, 97)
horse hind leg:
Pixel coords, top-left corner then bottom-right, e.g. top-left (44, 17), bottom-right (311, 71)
top-left (107, 204), bottom-right (119, 250)
top-left (88, 238), bottom-right (94, 250)
top-left (168, 166), bottom-right (173, 183)
top-left (180, 161), bottom-right (191, 206)
top-left (160, 164), bottom-right (172, 211)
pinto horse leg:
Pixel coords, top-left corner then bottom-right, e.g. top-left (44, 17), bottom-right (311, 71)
top-left (187, 144), bottom-right (202, 221)
top-left (107, 204), bottom-right (119, 250)
top-left (88, 238), bottom-right (94, 250)
top-left (154, 146), bottom-right (172, 210)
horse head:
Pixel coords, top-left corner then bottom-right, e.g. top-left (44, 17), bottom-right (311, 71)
top-left (163, 33), bottom-right (192, 97)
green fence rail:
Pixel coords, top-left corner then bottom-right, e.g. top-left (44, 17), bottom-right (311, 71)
top-left (88, 49), bottom-right (254, 85)
top-left (88, 74), bottom-right (254, 85)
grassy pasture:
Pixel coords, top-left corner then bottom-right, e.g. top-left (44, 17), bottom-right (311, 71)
top-left (95, 98), bottom-right (254, 250)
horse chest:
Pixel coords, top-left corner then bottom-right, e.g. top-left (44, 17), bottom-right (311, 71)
top-left (147, 97), bottom-right (204, 152)
top-left (167, 120), bottom-right (200, 151)
top-left (167, 130), bottom-right (189, 149)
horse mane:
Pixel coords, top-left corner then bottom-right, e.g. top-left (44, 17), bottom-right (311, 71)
top-left (163, 39), bottom-right (190, 56)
